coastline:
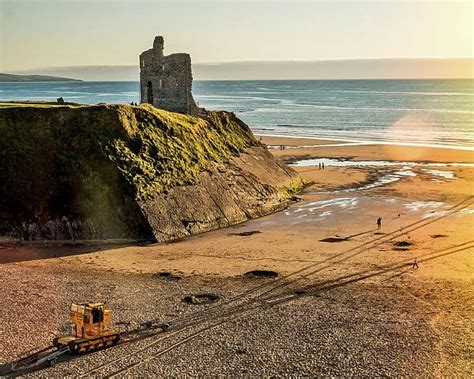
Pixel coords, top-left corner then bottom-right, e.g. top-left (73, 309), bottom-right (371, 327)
top-left (256, 133), bottom-right (474, 151)
top-left (259, 135), bottom-right (474, 164)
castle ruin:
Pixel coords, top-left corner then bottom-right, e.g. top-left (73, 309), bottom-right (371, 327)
top-left (140, 36), bottom-right (199, 115)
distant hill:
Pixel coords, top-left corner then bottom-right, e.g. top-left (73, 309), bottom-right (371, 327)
top-left (9, 58), bottom-right (474, 81)
top-left (0, 73), bottom-right (82, 82)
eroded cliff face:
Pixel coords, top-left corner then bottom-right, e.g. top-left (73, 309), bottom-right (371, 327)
top-left (139, 146), bottom-right (299, 240)
top-left (0, 103), bottom-right (301, 242)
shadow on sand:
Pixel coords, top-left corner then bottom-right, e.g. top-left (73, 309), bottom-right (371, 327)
top-left (0, 239), bottom-right (154, 265)
top-left (320, 228), bottom-right (377, 243)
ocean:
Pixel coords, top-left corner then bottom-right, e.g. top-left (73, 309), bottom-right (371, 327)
top-left (1, 79), bottom-right (473, 149)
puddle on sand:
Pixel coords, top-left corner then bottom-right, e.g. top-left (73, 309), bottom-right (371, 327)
top-left (291, 158), bottom-right (467, 192)
top-left (405, 201), bottom-right (445, 212)
top-left (421, 169), bottom-right (455, 179)
top-left (290, 158), bottom-right (474, 169)
top-left (404, 201), bottom-right (449, 219)
top-left (251, 196), bottom-right (473, 229)
top-left (286, 197), bottom-right (359, 217)
top-left (403, 201), bottom-right (474, 219)
top-left (280, 197), bottom-right (361, 225)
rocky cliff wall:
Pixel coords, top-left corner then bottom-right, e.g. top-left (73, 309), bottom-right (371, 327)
top-left (0, 104), bottom-right (302, 242)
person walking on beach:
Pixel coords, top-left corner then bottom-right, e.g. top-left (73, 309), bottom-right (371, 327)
top-left (412, 258), bottom-right (419, 269)
top-left (318, 162), bottom-right (321, 170)
top-left (377, 217), bottom-right (382, 229)
top-left (322, 162), bottom-right (325, 169)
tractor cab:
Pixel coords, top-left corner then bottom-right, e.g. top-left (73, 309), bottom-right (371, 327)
top-left (70, 303), bottom-right (112, 338)
top-left (53, 302), bottom-right (120, 353)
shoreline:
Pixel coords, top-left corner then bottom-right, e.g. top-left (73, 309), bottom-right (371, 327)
top-left (256, 133), bottom-right (474, 152)
top-left (260, 135), bottom-right (474, 164)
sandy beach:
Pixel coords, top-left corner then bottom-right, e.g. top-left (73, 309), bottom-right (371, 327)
top-left (1, 138), bottom-right (472, 377)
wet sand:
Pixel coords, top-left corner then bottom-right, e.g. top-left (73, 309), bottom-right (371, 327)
top-left (262, 135), bottom-right (474, 163)
top-left (0, 139), bottom-right (473, 376)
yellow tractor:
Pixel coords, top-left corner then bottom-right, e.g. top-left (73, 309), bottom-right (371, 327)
top-left (53, 303), bottom-right (120, 353)
top-left (5, 303), bottom-right (167, 374)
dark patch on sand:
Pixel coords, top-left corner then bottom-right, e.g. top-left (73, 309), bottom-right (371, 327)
top-left (229, 230), bottom-right (262, 237)
top-left (245, 270), bottom-right (279, 279)
top-left (392, 240), bottom-right (415, 251)
top-left (154, 272), bottom-right (181, 280)
top-left (394, 241), bottom-right (415, 247)
top-left (431, 234), bottom-right (448, 239)
top-left (182, 293), bottom-right (219, 305)
top-left (320, 237), bottom-right (349, 243)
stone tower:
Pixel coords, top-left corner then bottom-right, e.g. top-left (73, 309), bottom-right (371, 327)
top-left (140, 36), bottom-right (198, 115)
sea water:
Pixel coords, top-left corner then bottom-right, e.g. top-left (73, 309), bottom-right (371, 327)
top-left (1, 79), bottom-right (472, 149)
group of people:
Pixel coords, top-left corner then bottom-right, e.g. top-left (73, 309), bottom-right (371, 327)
top-left (130, 101), bottom-right (139, 106)
top-left (318, 162), bottom-right (325, 170)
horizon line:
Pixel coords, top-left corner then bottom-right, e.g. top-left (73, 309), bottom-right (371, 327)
top-left (6, 56), bottom-right (474, 72)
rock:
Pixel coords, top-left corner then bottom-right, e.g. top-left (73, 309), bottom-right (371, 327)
top-left (0, 104), bottom-right (302, 242)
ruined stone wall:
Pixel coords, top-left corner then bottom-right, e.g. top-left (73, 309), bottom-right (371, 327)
top-left (140, 36), bottom-right (199, 115)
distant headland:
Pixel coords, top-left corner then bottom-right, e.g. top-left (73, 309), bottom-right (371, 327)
top-left (7, 58), bottom-right (473, 81)
top-left (0, 73), bottom-right (82, 82)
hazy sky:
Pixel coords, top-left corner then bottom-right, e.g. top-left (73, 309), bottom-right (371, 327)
top-left (0, 0), bottom-right (472, 71)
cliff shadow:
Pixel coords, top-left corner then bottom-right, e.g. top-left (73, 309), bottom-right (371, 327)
top-left (0, 240), bottom-right (152, 265)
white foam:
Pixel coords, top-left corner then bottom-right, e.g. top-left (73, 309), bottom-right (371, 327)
top-left (394, 167), bottom-right (417, 177)
top-left (405, 201), bottom-right (445, 212)
top-left (319, 211), bottom-right (332, 218)
top-left (459, 208), bottom-right (474, 216)
top-left (421, 169), bottom-right (455, 179)
top-left (287, 197), bottom-right (359, 216)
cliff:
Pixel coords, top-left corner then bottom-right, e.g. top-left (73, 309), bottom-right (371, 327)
top-left (0, 103), bottom-right (302, 242)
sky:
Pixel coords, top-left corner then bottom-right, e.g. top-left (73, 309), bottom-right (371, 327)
top-left (0, 0), bottom-right (472, 73)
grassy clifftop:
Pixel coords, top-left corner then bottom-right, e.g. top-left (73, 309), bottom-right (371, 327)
top-left (1, 103), bottom-right (257, 201)
top-left (111, 105), bottom-right (257, 199)
top-left (0, 103), bottom-right (299, 240)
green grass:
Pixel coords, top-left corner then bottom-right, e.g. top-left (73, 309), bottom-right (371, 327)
top-left (282, 176), bottom-right (306, 197)
top-left (1, 103), bottom-right (302, 230)
top-left (0, 103), bottom-right (258, 202)
top-left (110, 104), bottom-right (257, 199)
